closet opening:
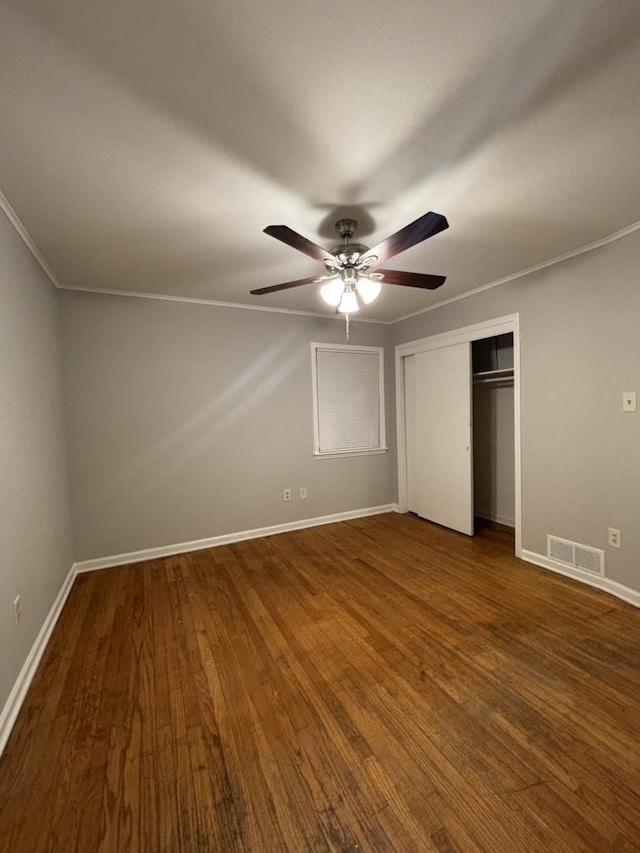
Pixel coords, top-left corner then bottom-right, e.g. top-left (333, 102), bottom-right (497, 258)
top-left (396, 313), bottom-right (521, 556)
top-left (472, 333), bottom-right (515, 535)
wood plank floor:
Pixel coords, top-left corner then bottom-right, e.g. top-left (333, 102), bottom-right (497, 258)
top-left (1, 513), bottom-right (639, 852)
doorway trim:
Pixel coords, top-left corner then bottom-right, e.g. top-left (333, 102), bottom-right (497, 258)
top-left (395, 313), bottom-right (522, 556)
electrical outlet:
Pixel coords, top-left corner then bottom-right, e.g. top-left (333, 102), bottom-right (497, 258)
top-left (299, 486), bottom-right (308, 499)
top-left (283, 488), bottom-right (292, 502)
top-left (608, 528), bottom-right (621, 549)
top-left (13, 595), bottom-right (21, 626)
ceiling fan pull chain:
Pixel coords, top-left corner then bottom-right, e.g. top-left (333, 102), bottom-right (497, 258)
top-left (345, 312), bottom-right (350, 341)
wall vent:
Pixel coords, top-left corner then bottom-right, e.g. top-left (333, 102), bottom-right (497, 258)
top-left (547, 535), bottom-right (605, 576)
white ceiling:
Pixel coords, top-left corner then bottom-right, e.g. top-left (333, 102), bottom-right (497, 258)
top-left (2, 0), bottom-right (640, 322)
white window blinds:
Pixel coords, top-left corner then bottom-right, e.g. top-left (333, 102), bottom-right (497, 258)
top-left (312, 344), bottom-right (386, 456)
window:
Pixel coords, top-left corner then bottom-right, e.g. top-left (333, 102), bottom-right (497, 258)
top-left (311, 343), bottom-right (387, 457)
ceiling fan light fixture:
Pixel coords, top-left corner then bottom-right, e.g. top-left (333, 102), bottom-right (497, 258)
top-left (320, 279), bottom-right (344, 306)
top-left (253, 212), bottom-right (449, 315)
top-left (355, 278), bottom-right (382, 304)
top-left (338, 289), bottom-right (359, 314)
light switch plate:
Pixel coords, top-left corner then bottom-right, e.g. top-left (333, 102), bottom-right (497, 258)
top-left (622, 391), bottom-right (637, 412)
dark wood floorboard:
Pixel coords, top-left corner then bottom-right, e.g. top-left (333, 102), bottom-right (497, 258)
top-left (1, 513), bottom-right (639, 852)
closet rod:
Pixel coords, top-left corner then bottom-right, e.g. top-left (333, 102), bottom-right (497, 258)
top-left (473, 376), bottom-right (514, 386)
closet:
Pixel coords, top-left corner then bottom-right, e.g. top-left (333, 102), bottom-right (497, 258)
top-left (472, 333), bottom-right (515, 528)
top-left (403, 330), bottom-right (515, 537)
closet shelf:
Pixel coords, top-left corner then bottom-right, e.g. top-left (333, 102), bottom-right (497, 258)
top-left (473, 368), bottom-right (514, 384)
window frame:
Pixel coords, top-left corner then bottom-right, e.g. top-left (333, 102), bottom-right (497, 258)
top-left (310, 341), bottom-right (387, 459)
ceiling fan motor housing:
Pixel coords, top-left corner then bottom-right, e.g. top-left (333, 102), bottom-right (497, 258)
top-left (329, 218), bottom-right (370, 266)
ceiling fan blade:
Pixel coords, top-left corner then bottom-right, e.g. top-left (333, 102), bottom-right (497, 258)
top-left (250, 275), bottom-right (320, 295)
top-left (377, 269), bottom-right (446, 290)
top-left (367, 212), bottom-right (449, 264)
top-left (264, 225), bottom-right (337, 264)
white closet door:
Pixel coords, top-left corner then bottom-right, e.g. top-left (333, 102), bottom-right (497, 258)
top-left (404, 354), bottom-right (419, 513)
top-left (407, 343), bottom-right (474, 535)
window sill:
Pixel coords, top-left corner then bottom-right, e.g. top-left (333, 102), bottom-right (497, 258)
top-left (313, 447), bottom-right (389, 460)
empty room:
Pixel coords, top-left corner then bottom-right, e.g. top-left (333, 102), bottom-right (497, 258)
top-left (1, 0), bottom-right (639, 850)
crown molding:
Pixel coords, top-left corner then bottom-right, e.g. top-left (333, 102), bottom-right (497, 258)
top-left (0, 189), bottom-right (60, 288)
top-left (57, 283), bottom-right (390, 324)
top-left (391, 219), bottom-right (640, 325)
top-left (4, 181), bottom-right (639, 326)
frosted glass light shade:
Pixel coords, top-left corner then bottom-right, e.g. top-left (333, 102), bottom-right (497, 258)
top-left (320, 279), bottom-right (344, 306)
top-left (356, 278), bottom-right (382, 304)
top-left (338, 289), bottom-right (359, 313)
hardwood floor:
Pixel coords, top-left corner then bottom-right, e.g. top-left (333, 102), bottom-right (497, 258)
top-left (1, 513), bottom-right (639, 852)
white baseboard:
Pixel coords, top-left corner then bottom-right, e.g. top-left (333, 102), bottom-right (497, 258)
top-left (475, 510), bottom-right (515, 528)
top-left (74, 503), bottom-right (400, 573)
top-left (521, 549), bottom-right (640, 608)
top-left (0, 564), bottom-right (77, 757)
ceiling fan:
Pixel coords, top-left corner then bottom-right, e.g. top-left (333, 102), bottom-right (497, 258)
top-left (250, 211), bottom-right (449, 314)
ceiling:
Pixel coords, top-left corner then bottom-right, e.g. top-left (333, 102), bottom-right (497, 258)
top-left (1, 0), bottom-right (639, 323)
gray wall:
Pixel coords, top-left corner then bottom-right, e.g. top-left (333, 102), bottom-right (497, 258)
top-left (60, 292), bottom-right (396, 561)
top-left (393, 229), bottom-right (640, 592)
top-left (0, 210), bottom-right (74, 711)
